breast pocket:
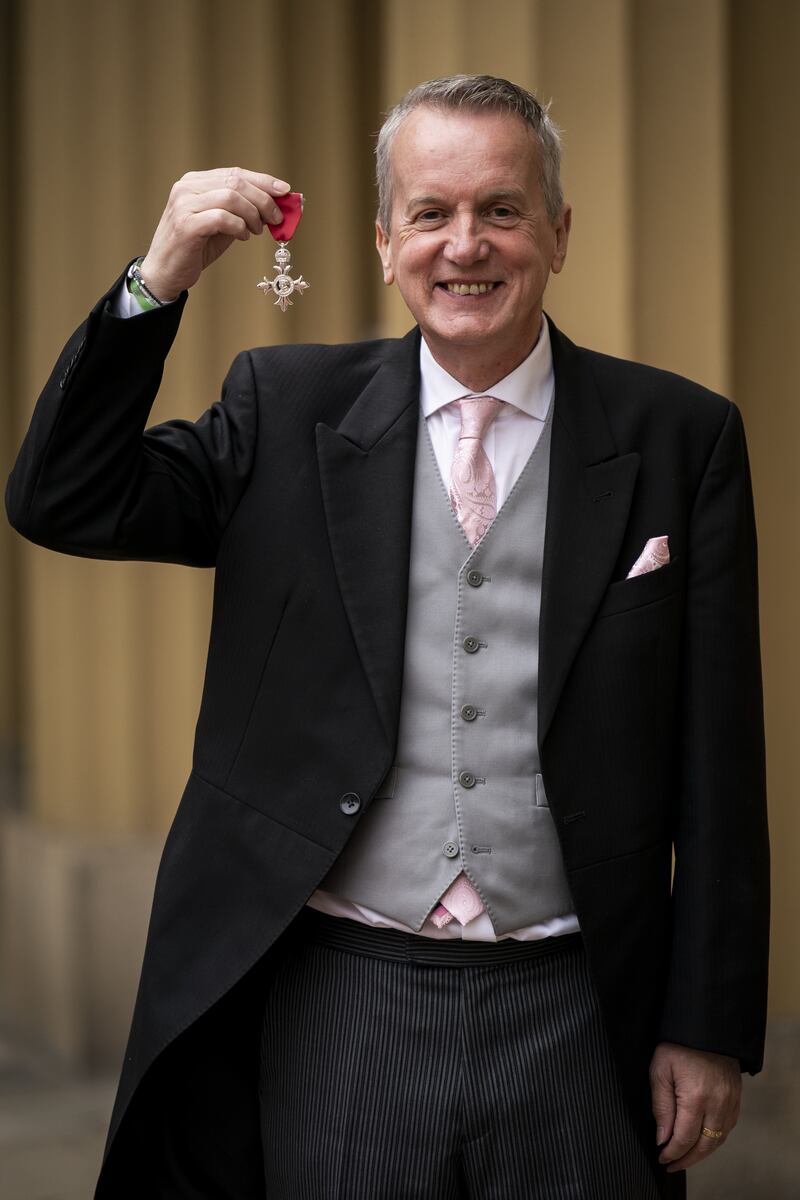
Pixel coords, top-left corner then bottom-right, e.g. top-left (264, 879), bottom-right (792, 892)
top-left (596, 555), bottom-right (683, 619)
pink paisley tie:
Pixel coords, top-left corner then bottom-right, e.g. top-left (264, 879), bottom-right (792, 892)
top-left (448, 396), bottom-right (504, 546)
top-left (431, 396), bottom-right (503, 930)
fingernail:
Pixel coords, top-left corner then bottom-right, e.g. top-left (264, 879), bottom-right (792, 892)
top-left (656, 1126), bottom-right (666, 1145)
top-left (274, 179), bottom-right (290, 193)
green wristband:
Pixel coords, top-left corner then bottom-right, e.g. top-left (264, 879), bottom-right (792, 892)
top-left (127, 258), bottom-right (165, 311)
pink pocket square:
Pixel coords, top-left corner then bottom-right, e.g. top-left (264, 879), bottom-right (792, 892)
top-left (627, 535), bottom-right (670, 578)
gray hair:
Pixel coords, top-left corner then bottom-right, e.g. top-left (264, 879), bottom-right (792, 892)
top-left (375, 74), bottom-right (564, 230)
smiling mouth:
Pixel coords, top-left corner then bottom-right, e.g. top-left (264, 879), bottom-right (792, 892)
top-left (437, 282), bottom-right (500, 296)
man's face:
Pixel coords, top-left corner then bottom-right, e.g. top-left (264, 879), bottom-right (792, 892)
top-left (376, 107), bottom-right (570, 380)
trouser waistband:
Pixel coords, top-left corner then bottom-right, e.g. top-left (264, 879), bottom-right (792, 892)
top-left (291, 907), bottom-right (583, 967)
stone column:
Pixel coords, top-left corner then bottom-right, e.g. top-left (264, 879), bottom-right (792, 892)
top-left (538, 0), bottom-right (634, 358)
top-left (631, 0), bottom-right (730, 394)
top-left (730, 0), bottom-right (800, 1018)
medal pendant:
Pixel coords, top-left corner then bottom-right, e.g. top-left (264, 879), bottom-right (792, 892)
top-left (257, 242), bottom-right (309, 312)
top-left (257, 191), bottom-right (309, 313)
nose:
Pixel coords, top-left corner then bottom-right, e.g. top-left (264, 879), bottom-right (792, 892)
top-left (443, 214), bottom-right (489, 265)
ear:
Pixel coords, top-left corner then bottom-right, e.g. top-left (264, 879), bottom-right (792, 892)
top-left (550, 204), bottom-right (572, 275)
top-left (375, 221), bottom-right (394, 285)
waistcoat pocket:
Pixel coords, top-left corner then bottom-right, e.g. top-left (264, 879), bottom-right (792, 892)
top-left (373, 763), bottom-right (398, 799)
top-left (535, 774), bottom-right (550, 807)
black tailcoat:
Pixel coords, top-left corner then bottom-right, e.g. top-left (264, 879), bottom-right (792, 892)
top-left (6, 269), bottom-right (769, 1198)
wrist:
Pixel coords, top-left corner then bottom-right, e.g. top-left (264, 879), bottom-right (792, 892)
top-left (134, 257), bottom-right (180, 305)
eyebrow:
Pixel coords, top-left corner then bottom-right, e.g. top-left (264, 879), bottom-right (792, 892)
top-left (486, 189), bottom-right (529, 205)
top-left (406, 196), bottom-right (445, 210)
top-left (406, 188), bottom-right (529, 210)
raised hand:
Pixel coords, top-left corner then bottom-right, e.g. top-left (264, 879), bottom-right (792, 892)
top-left (139, 168), bottom-right (291, 301)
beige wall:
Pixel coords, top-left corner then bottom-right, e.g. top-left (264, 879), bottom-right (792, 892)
top-left (1, 0), bottom-right (797, 1056)
top-left (0, 1), bottom-right (21, 789)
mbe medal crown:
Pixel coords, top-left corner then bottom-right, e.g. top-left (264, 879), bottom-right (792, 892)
top-left (257, 191), bottom-right (309, 312)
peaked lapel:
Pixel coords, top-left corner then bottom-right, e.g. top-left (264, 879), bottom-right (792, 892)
top-left (316, 329), bottom-right (421, 747)
top-left (316, 319), bottom-right (640, 754)
top-left (538, 320), bottom-right (641, 745)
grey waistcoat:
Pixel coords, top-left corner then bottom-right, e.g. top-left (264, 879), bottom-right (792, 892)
top-left (320, 403), bottom-right (574, 936)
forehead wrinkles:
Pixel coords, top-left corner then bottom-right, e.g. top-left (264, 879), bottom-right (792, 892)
top-left (392, 126), bottom-right (539, 201)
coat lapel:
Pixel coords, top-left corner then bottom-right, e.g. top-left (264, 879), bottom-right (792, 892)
top-left (316, 329), bottom-right (421, 747)
top-left (317, 319), bottom-right (640, 753)
top-left (538, 321), bottom-right (641, 745)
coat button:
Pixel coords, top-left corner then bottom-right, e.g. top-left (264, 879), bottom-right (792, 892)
top-left (463, 636), bottom-right (480, 653)
top-left (339, 792), bottom-right (361, 815)
top-left (458, 770), bottom-right (476, 789)
top-left (460, 704), bottom-right (478, 722)
top-left (466, 569), bottom-right (484, 587)
top-left (443, 841), bottom-right (459, 858)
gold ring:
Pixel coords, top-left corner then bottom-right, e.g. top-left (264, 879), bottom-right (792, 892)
top-left (701, 1126), bottom-right (724, 1140)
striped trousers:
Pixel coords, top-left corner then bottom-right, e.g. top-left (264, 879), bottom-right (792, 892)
top-left (259, 909), bottom-right (666, 1199)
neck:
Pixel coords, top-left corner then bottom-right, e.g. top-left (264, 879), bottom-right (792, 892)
top-left (422, 321), bottom-right (544, 393)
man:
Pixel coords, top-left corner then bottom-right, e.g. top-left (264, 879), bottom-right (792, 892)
top-left (6, 75), bottom-right (768, 1198)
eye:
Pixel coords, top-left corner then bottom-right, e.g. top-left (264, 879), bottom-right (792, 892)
top-left (416, 209), bottom-right (445, 223)
top-left (488, 205), bottom-right (516, 220)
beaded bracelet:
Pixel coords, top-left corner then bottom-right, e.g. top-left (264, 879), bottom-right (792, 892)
top-left (127, 258), bottom-right (166, 311)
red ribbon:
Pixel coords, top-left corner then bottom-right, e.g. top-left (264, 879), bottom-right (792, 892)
top-left (267, 192), bottom-right (304, 242)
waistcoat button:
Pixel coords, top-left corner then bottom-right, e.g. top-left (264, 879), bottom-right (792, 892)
top-left (460, 704), bottom-right (478, 722)
top-left (339, 792), bottom-right (361, 815)
top-left (443, 841), bottom-right (459, 858)
top-left (458, 770), bottom-right (476, 789)
top-left (466, 569), bottom-right (484, 587)
top-left (462, 636), bottom-right (480, 653)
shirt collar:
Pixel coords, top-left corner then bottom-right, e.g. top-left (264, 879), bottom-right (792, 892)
top-left (419, 316), bottom-right (554, 421)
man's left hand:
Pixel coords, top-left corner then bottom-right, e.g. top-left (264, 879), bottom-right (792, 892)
top-left (650, 1041), bottom-right (741, 1173)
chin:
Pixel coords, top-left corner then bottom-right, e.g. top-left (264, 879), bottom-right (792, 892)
top-left (435, 317), bottom-right (506, 345)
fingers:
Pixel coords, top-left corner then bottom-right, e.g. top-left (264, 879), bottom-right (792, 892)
top-left (651, 1044), bottom-right (742, 1175)
top-left (183, 166), bottom-right (290, 195)
top-left (649, 1049), bottom-right (677, 1149)
top-left (178, 168), bottom-right (290, 226)
top-left (187, 209), bottom-right (252, 244)
top-left (142, 166), bottom-right (294, 297)
top-left (659, 1097), bottom-right (705, 1168)
top-left (663, 1107), bottom-right (733, 1173)
top-left (662, 1083), bottom-right (741, 1173)
top-left (184, 187), bottom-right (271, 236)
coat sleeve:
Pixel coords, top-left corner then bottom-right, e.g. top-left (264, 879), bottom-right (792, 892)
top-left (5, 268), bottom-right (259, 567)
top-left (658, 401), bottom-right (770, 1073)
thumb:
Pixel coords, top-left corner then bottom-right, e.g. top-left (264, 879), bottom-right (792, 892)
top-left (650, 1052), bottom-right (677, 1146)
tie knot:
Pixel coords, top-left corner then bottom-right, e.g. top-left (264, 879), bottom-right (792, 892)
top-left (456, 396), bottom-right (503, 441)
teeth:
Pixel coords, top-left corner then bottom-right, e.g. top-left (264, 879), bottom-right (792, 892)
top-left (445, 282), bottom-right (495, 295)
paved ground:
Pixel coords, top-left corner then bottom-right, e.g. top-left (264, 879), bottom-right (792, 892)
top-left (1, 1022), bottom-right (798, 1198)
top-left (0, 1038), bottom-right (113, 1200)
